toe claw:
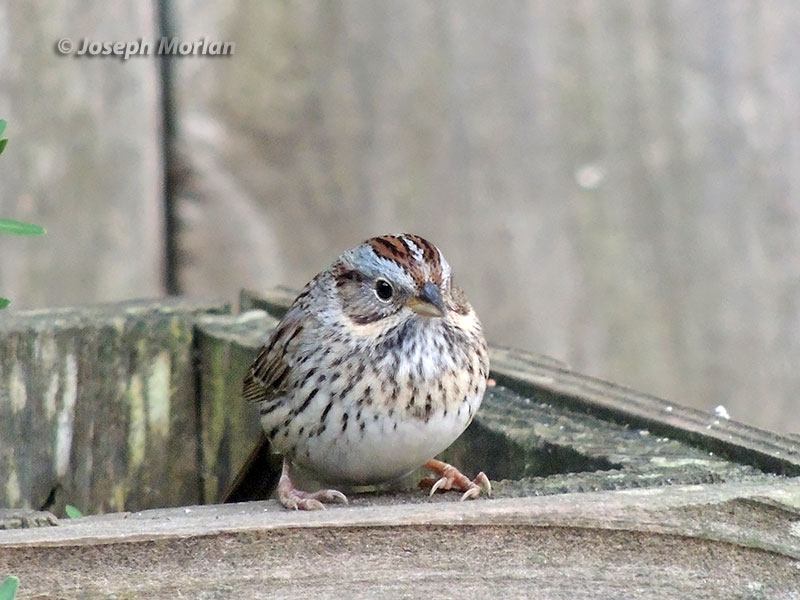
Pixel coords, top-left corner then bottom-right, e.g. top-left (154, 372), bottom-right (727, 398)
top-left (421, 459), bottom-right (491, 501)
top-left (475, 472), bottom-right (492, 496)
top-left (311, 488), bottom-right (348, 505)
top-left (460, 486), bottom-right (480, 501)
top-left (328, 490), bottom-right (349, 504)
top-left (430, 476), bottom-right (447, 496)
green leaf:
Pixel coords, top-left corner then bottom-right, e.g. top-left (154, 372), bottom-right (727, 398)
top-left (0, 138), bottom-right (7, 156)
top-left (65, 504), bottom-right (84, 519)
top-left (0, 119), bottom-right (6, 138)
top-left (0, 219), bottom-right (45, 236)
top-left (0, 575), bottom-right (19, 600)
top-left (0, 298), bottom-right (10, 309)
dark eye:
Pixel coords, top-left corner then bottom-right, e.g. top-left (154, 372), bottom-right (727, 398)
top-left (374, 279), bottom-right (394, 301)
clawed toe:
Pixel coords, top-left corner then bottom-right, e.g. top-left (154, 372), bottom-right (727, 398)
top-left (286, 497), bottom-right (325, 511)
top-left (429, 476), bottom-right (449, 496)
top-left (420, 459), bottom-right (491, 501)
top-left (460, 472), bottom-right (491, 501)
top-left (311, 489), bottom-right (349, 505)
top-left (281, 486), bottom-right (349, 511)
top-left (281, 486), bottom-right (348, 511)
top-left (277, 458), bottom-right (349, 510)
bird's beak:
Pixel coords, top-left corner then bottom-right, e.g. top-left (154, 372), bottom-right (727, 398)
top-left (406, 282), bottom-right (446, 318)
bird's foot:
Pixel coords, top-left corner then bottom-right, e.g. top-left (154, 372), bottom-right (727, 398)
top-left (277, 458), bottom-right (348, 510)
top-left (418, 458), bottom-right (491, 501)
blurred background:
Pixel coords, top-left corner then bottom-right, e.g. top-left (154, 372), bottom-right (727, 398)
top-left (1, 1), bottom-right (799, 433)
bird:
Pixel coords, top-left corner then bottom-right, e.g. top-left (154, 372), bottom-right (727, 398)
top-left (239, 233), bottom-right (491, 510)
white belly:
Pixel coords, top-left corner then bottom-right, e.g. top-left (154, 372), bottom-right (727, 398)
top-left (283, 390), bottom-right (481, 485)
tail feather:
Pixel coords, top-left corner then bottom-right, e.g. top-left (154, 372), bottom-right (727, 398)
top-left (222, 432), bottom-right (283, 503)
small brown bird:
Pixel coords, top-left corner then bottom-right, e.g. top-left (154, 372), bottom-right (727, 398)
top-left (240, 234), bottom-right (490, 510)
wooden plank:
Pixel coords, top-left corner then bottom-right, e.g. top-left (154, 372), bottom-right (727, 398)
top-left (1, 481), bottom-right (798, 598)
top-left (193, 311), bottom-right (280, 503)
top-left (491, 346), bottom-right (800, 476)
top-left (0, 298), bottom-right (229, 514)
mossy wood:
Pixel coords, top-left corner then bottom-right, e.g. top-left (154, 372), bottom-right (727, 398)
top-left (1, 289), bottom-right (798, 597)
top-left (0, 298), bottom-right (229, 515)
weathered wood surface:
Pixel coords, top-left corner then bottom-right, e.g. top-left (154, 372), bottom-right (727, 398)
top-left (166, 0), bottom-right (800, 436)
top-left (0, 298), bottom-right (229, 514)
top-left (2, 292), bottom-right (800, 597)
top-left (3, 291), bottom-right (798, 518)
top-left (491, 346), bottom-right (800, 477)
top-left (0, 1), bottom-right (164, 306)
top-left (4, 1), bottom-right (800, 437)
top-left (1, 480), bottom-right (799, 599)
top-left (2, 0), bottom-right (800, 437)
top-left (193, 311), bottom-right (278, 503)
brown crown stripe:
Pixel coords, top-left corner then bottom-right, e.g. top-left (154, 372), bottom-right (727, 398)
top-left (366, 235), bottom-right (444, 286)
top-left (368, 236), bottom-right (408, 262)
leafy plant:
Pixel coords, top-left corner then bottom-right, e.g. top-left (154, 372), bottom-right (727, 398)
top-left (0, 219), bottom-right (46, 236)
top-left (0, 120), bottom-right (46, 308)
top-left (0, 119), bottom-right (7, 156)
top-left (65, 504), bottom-right (84, 519)
top-left (0, 576), bottom-right (19, 600)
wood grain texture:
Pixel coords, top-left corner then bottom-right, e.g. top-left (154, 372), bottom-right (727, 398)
top-left (1, 295), bottom-right (798, 597)
top-left (490, 346), bottom-right (800, 477)
top-left (1, 481), bottom-right (799, 598)
top-left (167, 1), bottom-right (800, 435)
top-left (193, 311), bottom-right (280, 503)
top-left (4, 1), bottom-right (800, 434)
top-left (0, 298), bottom-right (229, 513)
top-left (0, 0), bottom-right (164, 307)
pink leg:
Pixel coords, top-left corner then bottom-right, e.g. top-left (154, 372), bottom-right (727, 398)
top-left (277, 458), bottom-right (348, 510)
top-left (418, 459), bottom-right (492, 501)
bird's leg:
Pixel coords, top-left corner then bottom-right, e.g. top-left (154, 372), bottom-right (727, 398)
top-left (418, 458), bottom-right (492, 501)
top-left (276, 457), bottom-right (348, 510)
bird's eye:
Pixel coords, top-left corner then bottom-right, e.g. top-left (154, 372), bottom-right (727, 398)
top-left (374, 279), bottom-right (394, 301)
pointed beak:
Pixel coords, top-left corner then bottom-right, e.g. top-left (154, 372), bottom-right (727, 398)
top-left (406, 282), bottom-right (446, 318)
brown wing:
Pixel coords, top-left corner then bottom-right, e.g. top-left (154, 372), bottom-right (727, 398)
top-left (242, 309), bottom-right (306, 405)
